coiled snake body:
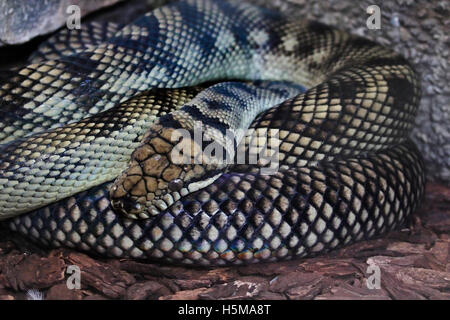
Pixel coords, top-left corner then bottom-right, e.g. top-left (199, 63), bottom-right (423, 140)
top-left (0, 0), bottom-right (425, 265)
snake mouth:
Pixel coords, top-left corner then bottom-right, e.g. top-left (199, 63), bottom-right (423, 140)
top-left (110, 183), bottom-right (179, 219)
top-left (110, 197), bottom-right (163, 219)
top-left (110, 173), bottom-right (223, 219)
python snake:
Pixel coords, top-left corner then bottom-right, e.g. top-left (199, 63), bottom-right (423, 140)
top-left (0, 0), bottom-right (425, 266)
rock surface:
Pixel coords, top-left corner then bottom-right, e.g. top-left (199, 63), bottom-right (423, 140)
top-left (0, 182), bottom-right (448, 300)
top-left (0, 0), bottom-right (123, 46)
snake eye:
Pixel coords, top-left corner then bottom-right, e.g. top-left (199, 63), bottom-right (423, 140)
top-left (168, 178), bottom-right (183, 192)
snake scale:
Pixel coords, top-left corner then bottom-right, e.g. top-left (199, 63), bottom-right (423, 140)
top-left (0, 0), bottom-right (425, 266)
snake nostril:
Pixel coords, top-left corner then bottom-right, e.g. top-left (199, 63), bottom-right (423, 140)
top-left (112, 195), bottom-right (142, 215)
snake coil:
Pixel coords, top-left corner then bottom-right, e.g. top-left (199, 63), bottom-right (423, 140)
top-left (0, 0), bottom-right (425, 266)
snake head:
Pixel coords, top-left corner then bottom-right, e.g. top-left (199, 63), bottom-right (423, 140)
top-left (110, 115), bottom-right (224, 219)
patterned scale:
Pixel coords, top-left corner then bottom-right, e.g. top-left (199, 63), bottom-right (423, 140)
top-left (29, 22), bottom-right (123, 64)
